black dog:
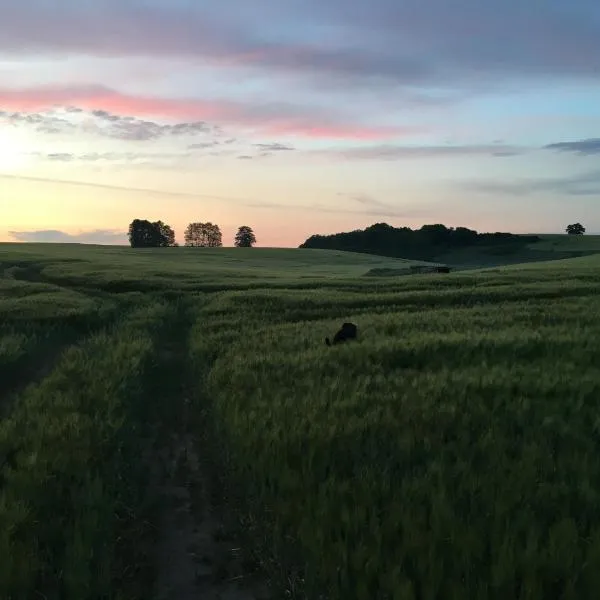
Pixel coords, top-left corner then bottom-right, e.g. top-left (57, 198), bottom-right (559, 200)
top-left (325, 322), bottom-right (358, 346)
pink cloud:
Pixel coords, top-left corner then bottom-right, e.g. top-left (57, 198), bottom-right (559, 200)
top-left (0, 84), bottom-right (419, 140)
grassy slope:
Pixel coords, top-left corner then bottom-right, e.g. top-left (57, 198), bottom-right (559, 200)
top-left (0, 243), bottom-right (437, 289)
top-left (2, 243), bottom-right (600, 599)
top-left (4, 234), bottom-right (599, 281)
top-left (526, 233), bottom-right (600, 252)
top-left (434, 233), bottom-right (600, 268)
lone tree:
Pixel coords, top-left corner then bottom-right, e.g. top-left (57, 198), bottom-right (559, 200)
top-left (184, 222), bottom-right (223, 247)
top-left (234, 225), bottom-right (257, 247)
top-left (566, 223), bottom-right (585, 235)
top-left (128, 219), bottom-right (177, 247)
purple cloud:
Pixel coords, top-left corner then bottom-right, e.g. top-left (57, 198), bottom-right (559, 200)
top-left (1, 0), bottom-right (599, 92)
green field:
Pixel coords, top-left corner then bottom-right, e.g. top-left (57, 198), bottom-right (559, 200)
top-left (525, 233), bottom-right (600, 252)
top-left (432, 233), bottom-right (600, 268)
top-left (2, 241), bottom-right (600, 599)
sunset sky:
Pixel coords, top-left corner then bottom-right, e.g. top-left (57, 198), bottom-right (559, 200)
top-left (1, 0), bottom-right (600, 246)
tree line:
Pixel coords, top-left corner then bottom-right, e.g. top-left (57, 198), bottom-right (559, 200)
top-left (300, 222), bottom-right (542, 261)
top-left (127, 219), bottom-right (256, 248)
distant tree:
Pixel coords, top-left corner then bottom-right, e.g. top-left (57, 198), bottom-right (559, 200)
top-left (129, 219), bottom-right (161, 247)
top-left (419, 224), bottom-right (451, 244)
top-left (566, 223), bottom-right (585, 235)
top-left (299, 223), bottom-right (540, 261)
top-left (234, 225), bottom-right (257, 247)
top-left (128, 219), bottom-right (176, 247)
top-left (184, 222), bottom-right (223, 247)
top-left (153, 220), bottom-right (176, 247)
top-left (206, 222), bottom-right (223, 247)
top-left (452, 226), bottom-right (479, 246)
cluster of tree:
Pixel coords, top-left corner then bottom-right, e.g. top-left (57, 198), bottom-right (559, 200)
top-left (566, 223), bottom-right (585, 235)
top-left (128, 219), bottom-right (177, 248)
top-left (299, 223), bottom-right (541, 261)
top-left (184, 222), bottom-right (223, 247)
top-left (128, 219), bottom-right (256, 248)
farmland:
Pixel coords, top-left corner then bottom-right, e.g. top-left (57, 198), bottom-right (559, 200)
top-left (1, 241), bottom-right (600, 599)
top-left (420, 232), bottom-right (600, 268)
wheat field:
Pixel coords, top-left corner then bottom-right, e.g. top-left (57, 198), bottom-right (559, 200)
top-left (1, 244), bottom-right (599, 599)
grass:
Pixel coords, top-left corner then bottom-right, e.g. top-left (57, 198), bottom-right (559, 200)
top-left (0, 301), bottom-right (171, 598)
top-left (1, 241), bottom-right (600, 599)
top-left (0, 244), bottom-right (438, 292)
top-left (430, 233), bottom-right (600, 268)
top-left (525, 233), bottom-right (600, 252)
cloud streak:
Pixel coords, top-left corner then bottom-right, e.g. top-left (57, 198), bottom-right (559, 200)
top-left (9, 229), bottom-right (127, 244)
top-left (321, 143), bottom-right (525, 161)
top-left (253, 143), bottom-right (295, 152)
top-left (1, 0), bottom-right (599, 92)
top-left (0, 85), bottom-right (418, 140)
top-left (463, 169), bottom-right (600, 197)
top-left (0, 173), bottom-right (253, 202)
top-left (1, 173), bottom-right (433, 220)
top-left (544, 138), bottom-right (600, 156)
top-left (32, 151), bottom-right (192, 164)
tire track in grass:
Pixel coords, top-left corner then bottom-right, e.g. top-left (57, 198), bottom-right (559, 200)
top-left (151, 296), bottom-right (271, 600)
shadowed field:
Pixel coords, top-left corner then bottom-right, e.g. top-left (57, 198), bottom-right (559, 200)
top-left (433, 233), bottom-right (600, 268)
top-left (1, 243), bottom-right (600, 599)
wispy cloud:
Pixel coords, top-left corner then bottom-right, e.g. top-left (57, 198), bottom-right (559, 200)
top-left (33, 151), bottom-right (192, 164)
top-left (253, 142), bottom-right (295, 152)
top-left (321, 143), bottom-right (525, 161)
top-left (0, 84), bottom-right (419, 140)
top-left (9, 229), bottom-right (127, 244)
top-left (1, 106), bottom-right (220, 143)
top-left (0, 173), bottom-right (253, 202)
top-left (463, 169), bottom-right (600, 196)
top-left (544, 138), bottom-right (600, 156)
top-left (340, 193), bottom-right (397, 211)
top-left (46, 152), bottom-right (74, 161)
top-left (0, 110), bottom-right (76, 133)
top-left (188, 141), bottom-right (220, 150)
top-left (249, 192), bottom-right (435, 219)
top-left (90, 109), bottom-right (214, 140)
top-left (1, 172), bottom-right (434, 220)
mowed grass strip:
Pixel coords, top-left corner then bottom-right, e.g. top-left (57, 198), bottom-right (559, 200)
top-left (0, 301), bottom-right (170, 600)
top-left (192, 260), bottom-right (600, 599)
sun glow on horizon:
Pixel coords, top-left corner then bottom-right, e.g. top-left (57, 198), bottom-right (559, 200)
top-left (0, 126), bottom-right (35, 170)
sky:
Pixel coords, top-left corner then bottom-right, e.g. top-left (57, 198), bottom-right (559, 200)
top-left (1, 0), bottom-right (600, 247)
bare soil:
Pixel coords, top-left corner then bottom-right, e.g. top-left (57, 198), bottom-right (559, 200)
top-left (153, 430), bottom-right (271, 600)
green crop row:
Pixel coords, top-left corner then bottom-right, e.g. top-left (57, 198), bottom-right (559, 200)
top-left (0, 301), bottom-right (170, 600)
top-left (190, 272), bottom-right (600, 599)
top-left (0, 278), bottom-right (122, 401)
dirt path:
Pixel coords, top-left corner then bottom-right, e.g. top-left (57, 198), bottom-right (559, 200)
top-left (151, 302), bottom-right (271, 600)
top-left (154, 431), bottom-right (270, 600)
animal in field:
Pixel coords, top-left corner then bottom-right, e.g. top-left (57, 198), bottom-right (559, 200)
top-left (325, 322), bottom-right (358, 346)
